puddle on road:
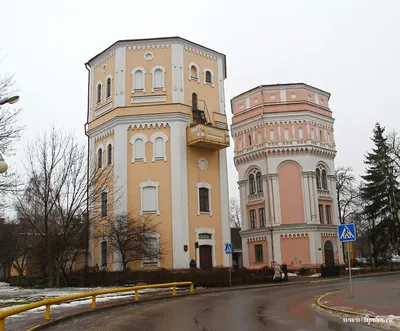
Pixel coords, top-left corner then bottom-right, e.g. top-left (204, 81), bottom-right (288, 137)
top-left (315, 315), bottom-right (359, 330)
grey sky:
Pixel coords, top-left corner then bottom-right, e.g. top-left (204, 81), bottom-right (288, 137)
top-left (1, 0), bottom-right (399, 204)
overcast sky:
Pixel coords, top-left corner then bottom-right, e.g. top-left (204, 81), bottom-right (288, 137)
top-left (1, 0), bottom-right (399, 203)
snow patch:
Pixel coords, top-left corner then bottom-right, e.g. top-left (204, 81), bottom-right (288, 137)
top-left (309, 273), bottom-right (321, 277)
top-left (287, 273), bottom-right (297, 276)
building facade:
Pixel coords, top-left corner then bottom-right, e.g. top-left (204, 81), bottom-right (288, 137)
top-left (85, 37), bottom-right (231, 271)
top-left (231, 83), bottom-right (344, 270)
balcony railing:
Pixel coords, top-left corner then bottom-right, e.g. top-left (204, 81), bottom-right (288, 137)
top-left (318, 189), bottom-right (331, 198)
top-left (247, 192), bottom-right (265, 204)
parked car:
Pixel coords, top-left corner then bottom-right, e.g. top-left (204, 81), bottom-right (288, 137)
top-left (391, 255), bottom-right (400, 263)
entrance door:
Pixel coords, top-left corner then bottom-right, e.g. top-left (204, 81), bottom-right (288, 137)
top-left (324, 241), bottom-right (335, 266)
top-left (199, 245), bottom-right (212, 269)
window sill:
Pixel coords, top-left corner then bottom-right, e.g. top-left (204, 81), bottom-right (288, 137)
top-left (105, 96), bottom-right (112, 101)
top-left (141, 210), bottom-right (160, 216)
top-left (131, 89), bottom-right (145, 93)
top-left (198, 211), bottom-right (212, 216)
top-left (204, 82), bottom-right (214, 87)
top-left (254, 261), bottom-right (264, 263)
top-left (132, 158), bottom-right (147, 163)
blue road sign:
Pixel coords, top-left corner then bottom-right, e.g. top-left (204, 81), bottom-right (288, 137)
top-left (225, 243), bottom-right (232, 254)
top-left (338, 223), bottom-right (356, 243)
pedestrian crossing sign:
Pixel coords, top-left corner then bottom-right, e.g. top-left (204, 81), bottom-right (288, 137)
top-left (338, 223), bottom-right (356, 242)
top-left (225, 243), bottom-right (232, 254)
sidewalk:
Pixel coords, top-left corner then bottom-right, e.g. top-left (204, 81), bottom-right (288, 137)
top-left (317, 277), bottom-right (400, 316)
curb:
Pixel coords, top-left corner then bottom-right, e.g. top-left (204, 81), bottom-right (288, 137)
top-left (316, 289), bottom-right (376, 318)
top-left (20, 271), bottom-right (400, 330)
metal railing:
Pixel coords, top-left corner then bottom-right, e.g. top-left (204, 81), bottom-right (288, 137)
top-left (0, 281), bottom-right (194, 331)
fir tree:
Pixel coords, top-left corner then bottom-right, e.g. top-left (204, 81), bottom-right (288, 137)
top-left (360, 123), bottom-right (400, 265)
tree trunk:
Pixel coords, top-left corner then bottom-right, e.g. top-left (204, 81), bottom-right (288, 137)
top-left (47, 240), bottom-right (53, 288)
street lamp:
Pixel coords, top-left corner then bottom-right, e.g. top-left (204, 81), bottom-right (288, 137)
top-left (0, 95), bottom-right (20, 106)
top-left (0, 95), bottom-right (20, 172)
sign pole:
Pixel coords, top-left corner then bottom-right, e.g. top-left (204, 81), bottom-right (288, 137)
top-left (229, 253), bottom-right (232, 287)
top-left (347, 243), bottom-right (353, 297)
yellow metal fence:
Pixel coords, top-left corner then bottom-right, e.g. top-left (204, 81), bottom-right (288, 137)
top-left (0, 281), bottom-right (194, 331)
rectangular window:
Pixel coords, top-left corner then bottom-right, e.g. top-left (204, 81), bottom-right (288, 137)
top-left (199, 233), bottom-right (212, 239)
top-left (319, 204), bottom-right (324, 224)
top-left (326, 205), bottom-right (332, 224)
top-left (199, 188), bottom-right (210, 212)
top-left (101, 192), bottom-right (108, 217)
top-left (250, 209), bottom-right (257, 228)
top-left (143, 186), bottom-right (157, 212)
top-left (255, 244), bottom-right (263, 262)
top-left (259, 208), bottom-right (266, 227)
top-left (101, 241), bottom-right (107, 267)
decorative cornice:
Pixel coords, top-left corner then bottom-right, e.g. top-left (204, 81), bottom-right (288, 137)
top-left (127, 44), bottom-right (170, 51)
top-left (184, 46), bottom-right (217, 61)
top-left (93, 51), bottom-right (116, 69)
top-left (128, 123), bottom-right (169, 130)
top-left (94, 129), bottom-right (114, 141)
top-left (87, 113), bottom-right (190, 138)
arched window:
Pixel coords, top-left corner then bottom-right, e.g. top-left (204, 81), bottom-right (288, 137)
top-left (107, 144), bottom-right (112, 165)
top-left (321, 169), bottom-right (328, 189)
top-left (248, 135), bottom-right (252, 146)
top-left (101, 240), bottom-right (107, 266)
top-left (134, 70), bottom-right (144, 91)
top-left (311, 128), bottom-right (315, 140)
top-left (270, 129), bottom-right (275, 141)
top-left (154, 69), bottom-right (163, 88)
top-left (135, 139), bottom-right (144, 160)
top-left (205, 70), bottom-right (212, 83)
top-left (316, 168), bottom-right (321, 189)
top-left (256, 172), bottom-right (263, 193)
top-left (97, 148), bottom-right (103, 169)
top-left (96, 83), bottom-right (102, 103)
top-left (192, 92), bottom-right (198, 110)
top-left (191, 66), bottom-right (198, 79)
top-left (106, 77), bottom-right (111, 98)
top-left (299, 127), bottom-right (304, 139)
top-left (284, 128), bottom-right (289, 140)
top-left (150, 132), bottom-right (168, 162)
top-left (319, 130), bottom-right (323, 141)
top-left (249, 174), bottom-right (256, 194)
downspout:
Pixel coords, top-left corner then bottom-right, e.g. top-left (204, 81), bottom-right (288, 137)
top-left (84, 63), bottom-right (91, 270)
top-left (260, 87), bottom-right (275, 267)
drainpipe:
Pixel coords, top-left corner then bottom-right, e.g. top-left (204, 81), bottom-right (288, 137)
top-left (260, 87), bottom-right (275, 267)
top-left (84, 63), bottom-right (91, 270)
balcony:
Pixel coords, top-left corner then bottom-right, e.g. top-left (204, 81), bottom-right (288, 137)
top-left (187, 124), bottom-right (229, 150)
top-left (187, 96), bottom-right (229, 150)
top-left (318, 189), bottom-right (332, 199)
top-left (247, 192), bottom-right (265, 205)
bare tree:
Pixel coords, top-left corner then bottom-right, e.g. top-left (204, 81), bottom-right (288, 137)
top-left (335, 166), bottom-right (361, 224)
top-left (229, 197), bottom-right (241, 228)
top-left (15, 126), bottom-right (117, 287)
top-left (94, 212), bottom-right (164, 270)
top-left (0, 56), bottom-right (25, 199)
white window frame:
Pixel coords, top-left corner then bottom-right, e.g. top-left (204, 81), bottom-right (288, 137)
top-left (130, 134), bottom-right (148, 163)
top-left (139, 180), bottom-right (160, 216)
top-left (131, 67), bottom-right (147, 93)
top-left (150, 132), bottom-right (168, 162)
top-left (151, 65), bottom-right (166, 92)
top-left (203, 68), bottom-right (214, 87)
top-left (105, 75), bottom-right (113, 100)
top-left (140, 232), bottom-right (161, 268)
top-left (99, 237), bottom-right (108, 269)
top-left (96, 143), bottom-right (104, 169)
top-left (196, 182), bottom-right (212, 216)
top-left (106, 139), bottom-right (114, 166)
top-left (188, 62), bottom-right (200, 83)
top-left (96, 81), bottom-right (103, 105)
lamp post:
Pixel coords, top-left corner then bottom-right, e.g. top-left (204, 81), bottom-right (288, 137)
top-left (0, 95), bottom-right (20, 173)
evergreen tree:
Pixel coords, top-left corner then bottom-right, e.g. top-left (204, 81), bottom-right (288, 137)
top-left (360, 123), bottom-right (400, 265)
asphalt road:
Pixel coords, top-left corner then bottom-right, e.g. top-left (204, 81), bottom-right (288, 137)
top-left (40, 275), bottom-right (399, 331)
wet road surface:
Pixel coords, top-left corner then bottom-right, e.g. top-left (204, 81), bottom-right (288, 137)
top-left (37, 275), bottom-right (400, 330)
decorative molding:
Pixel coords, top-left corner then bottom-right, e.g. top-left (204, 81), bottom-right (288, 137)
top-left (203, 68), bottom-right (215, 87)
top-left (127, 44), bottom-right (170, 51)
top-left (129, 133), bottom-right (148, 163)
top-left (87, 113), bottom-right (190, 138)
top-left (198, 157), bottom-right (208, 170)
top-left (128, 122), bottom-right (169, 130)
top-left (93, 51), bottom-right (116, 69)
top-left (150, 131), bottom-right (169, 162)
top-left (94, 129), bottom-right (115, 141)
top-left (95, 102), bottom-right (113, 117)
top-left (131, 67), bottom-right (147, 93)
top-left (131, 95), bottom-right (166, 104)
top-left (184, 46), bottom-right (217, 61)
top-left (144, 52), bottom-right (153, 61)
